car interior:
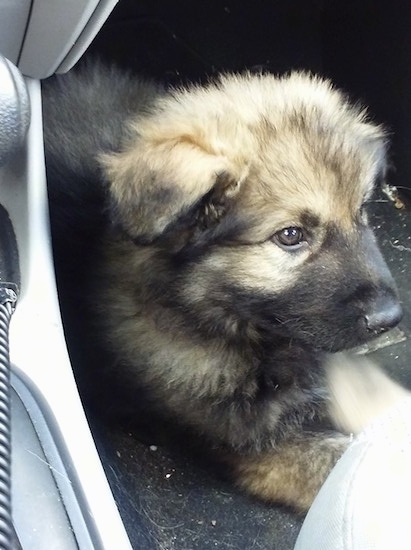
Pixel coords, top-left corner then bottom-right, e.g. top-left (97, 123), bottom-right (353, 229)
top-left (0, 1), bottom-right (410, 548)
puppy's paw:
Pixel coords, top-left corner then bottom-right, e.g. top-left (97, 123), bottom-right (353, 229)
top-left (223, 433), bottom-right (349, 512)
top-left (326, 353), bottom-right (409, 434)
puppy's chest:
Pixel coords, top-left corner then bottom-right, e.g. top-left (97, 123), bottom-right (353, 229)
top-left (254, 344), bottom-right (324, 396)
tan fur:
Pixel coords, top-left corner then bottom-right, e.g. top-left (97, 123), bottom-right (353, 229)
top-left (101, 72), bottom-right (385, 242)
top-left (226, 434), bottom-right (348, 512)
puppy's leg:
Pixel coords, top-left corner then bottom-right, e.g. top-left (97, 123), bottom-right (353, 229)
top-left (226, 433), bottom-right (348, 512)
top-left (227, 356), bottom-right (409, 511)
top-left (326, 353), bottom-right (410, 435)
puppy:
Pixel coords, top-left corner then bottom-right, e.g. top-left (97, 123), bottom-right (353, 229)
top-left (42, 63), bottom-right (404, 511)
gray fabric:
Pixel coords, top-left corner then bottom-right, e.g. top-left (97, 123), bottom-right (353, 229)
top-left (295, 398), bottom-right (411, 550)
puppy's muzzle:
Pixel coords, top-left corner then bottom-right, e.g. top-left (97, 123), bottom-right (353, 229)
top-left (363, 293), bottom-right (403, 335)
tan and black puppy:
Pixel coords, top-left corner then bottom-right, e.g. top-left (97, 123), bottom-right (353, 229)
top-left (43, 64), bottom-right (404, 511)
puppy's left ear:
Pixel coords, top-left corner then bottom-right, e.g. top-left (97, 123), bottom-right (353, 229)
top-left (100, 133), bottom-right (246, 243)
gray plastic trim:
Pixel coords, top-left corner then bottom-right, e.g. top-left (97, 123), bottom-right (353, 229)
top-left (0, 0), bottom-right (32, 65)
top-left (0, 78), bottom-right (132, 549)
top-left (18, 0), bottom-right (119, 78)
top-left (11, 378), bottom-right (78, 550)
top-left (0, 55), bottom-right (30, 167)
top-left (57, 0), bottom-right (120, 74)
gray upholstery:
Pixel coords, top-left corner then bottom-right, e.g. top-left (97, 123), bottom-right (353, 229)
top-left (295, 398), bottom-right (411, 550)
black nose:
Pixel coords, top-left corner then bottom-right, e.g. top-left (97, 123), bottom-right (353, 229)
top-left (364, 297), bottom-right (403, 335)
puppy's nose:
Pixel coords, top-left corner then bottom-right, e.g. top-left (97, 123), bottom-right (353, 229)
top-left (364, 296), bottom-right (403, 335)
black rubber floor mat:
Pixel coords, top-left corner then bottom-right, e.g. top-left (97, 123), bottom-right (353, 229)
top-left (92, 420), bottom-right (302, 550)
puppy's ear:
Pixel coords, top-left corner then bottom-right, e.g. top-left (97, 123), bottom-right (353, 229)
top-left (100, 134), bottom-right (246, 243)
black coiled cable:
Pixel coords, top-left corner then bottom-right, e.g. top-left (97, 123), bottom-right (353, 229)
top-left (0, 288), bottom-right (18, 550)
top-left (0, 55), bottom-right (26, 550)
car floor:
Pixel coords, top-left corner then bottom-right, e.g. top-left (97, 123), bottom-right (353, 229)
top-left (55, 1), bottom-right (411, 548)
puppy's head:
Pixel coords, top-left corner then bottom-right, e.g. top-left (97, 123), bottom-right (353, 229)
top-left (101, 72), bottom-right (401, 352)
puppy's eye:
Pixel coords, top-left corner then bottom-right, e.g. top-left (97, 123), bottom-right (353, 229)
top-left (272, 227), bottom-right (305, 250)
